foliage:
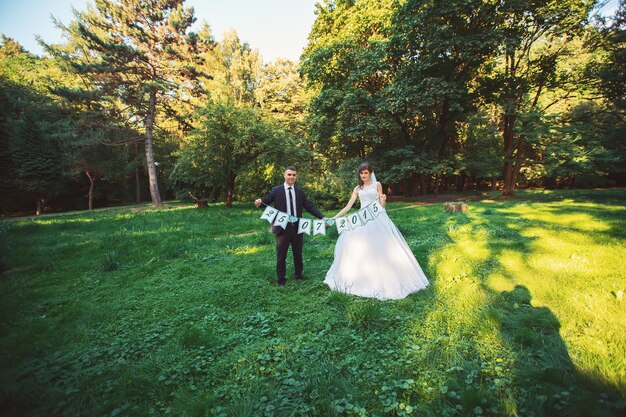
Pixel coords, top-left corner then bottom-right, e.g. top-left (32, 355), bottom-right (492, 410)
top-left (1, 189), bottom-right (625, 416)
top-left (301, 0), bottom-right (621, 196)
top-left (0, 42), bottom-right (74, 214)
top-left (2, 0), bottom-right (626, 217)
top-left (51, 0), bottom-right (207, 206)
top-left (459, 111), bottom-right (503, 181)
top-left (302, 0), bottom-right (398, 161)
top-left (257, 59), bottom-right (310, 136)
top-left (170, 101), bottom-right (286, 207)
top-left (586, 1), bottom-right (626, 111)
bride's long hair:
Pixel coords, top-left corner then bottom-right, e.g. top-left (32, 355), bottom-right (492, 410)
top-left (357, 163), bottom-right (374, 189)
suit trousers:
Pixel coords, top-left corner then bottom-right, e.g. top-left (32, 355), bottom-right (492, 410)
top-left (276, 223), bottom-right (303, 284)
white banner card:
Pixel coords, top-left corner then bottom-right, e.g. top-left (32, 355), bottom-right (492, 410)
top-left (298, 218), bottom-right (312, 235)
top-left (273, 211), bottom-right (290, 229)
top-left (312, 219), bottom-right (326, 236)
top-left (370, 201), bottom-right (383, 217)
top-left (260, 205), bottom-right (278, 223)
top-left (335, 216), bottom-right (350, 234)
top-left (348, 213), bottom-right (362, 229)
top-left (358, 207), bottom-right (373, 224)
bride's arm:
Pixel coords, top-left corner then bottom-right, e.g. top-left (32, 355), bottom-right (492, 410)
top-left (334, 187), bottom-right (359, 218)
top-left (377, 183), bottom-right (387, 207)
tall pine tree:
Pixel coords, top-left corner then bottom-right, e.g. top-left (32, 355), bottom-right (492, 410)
top-left (50, 0), bottom-right (205, 206)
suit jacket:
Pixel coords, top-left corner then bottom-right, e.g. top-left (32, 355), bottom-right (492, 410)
top-left (261, 185), bottom-right (324, 235)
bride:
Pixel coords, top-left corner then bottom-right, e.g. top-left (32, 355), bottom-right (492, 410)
top-left (324, 163), bottom-right (429, 300)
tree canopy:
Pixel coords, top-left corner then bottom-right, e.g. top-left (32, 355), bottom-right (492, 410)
top-left (1, 0), bottom-right (625, 214)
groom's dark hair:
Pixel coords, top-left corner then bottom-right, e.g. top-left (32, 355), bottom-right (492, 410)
top-left (285, 165), bottom-right (297, 172)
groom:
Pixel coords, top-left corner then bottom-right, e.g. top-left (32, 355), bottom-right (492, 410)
top-left (255, 166), bottom-right (325, 287)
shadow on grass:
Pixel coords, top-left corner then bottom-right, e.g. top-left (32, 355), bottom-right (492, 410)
top-left (395, 191), bottom-right (625, 416)
top-left (491, 285), bottom-right (624, 416)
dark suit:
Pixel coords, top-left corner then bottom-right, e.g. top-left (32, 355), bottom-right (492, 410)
top-left (261, 185), bottom-right (324, 285)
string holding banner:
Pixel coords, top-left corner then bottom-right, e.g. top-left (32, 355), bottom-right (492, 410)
top-left (258, 196), bottom-right (384, 237)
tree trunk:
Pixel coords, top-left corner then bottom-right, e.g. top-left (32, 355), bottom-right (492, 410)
top-left (504, 135), bottom-right (526, 195)
top-left (135, 166), bottom-right (141, 204)
top-left (457, 173), bottom-right (466, 192)
top-left (567, 175), bottom-right (575, 189)
top-left (188, 191), bottom-right (208, 208)
top-left (491, 177), bottom-right (498, 191)
top-left (85, 170), bottom-right (95, 210)
top-left (226, 174), bottom-right (236, 208)
top-left (36, 199), bottom-right (42, 216)
top-left (502, 112), bottom-right (517, 196)
top-left (434, 175), bottom-right (440, 197)
top-left (419, 174), bottom-right (426, 195)
top-left (145, 89), bottom-right (163, 206)
top-left (135, 142), bottom-right (141, 204)
top-left (437, 98), bottom-right (451, 159)
top-left (226, 187), bottom-right (234, 208)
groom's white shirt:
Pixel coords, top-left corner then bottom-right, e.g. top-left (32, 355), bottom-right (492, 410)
top-left (283, 183), bottom-right (297, 216)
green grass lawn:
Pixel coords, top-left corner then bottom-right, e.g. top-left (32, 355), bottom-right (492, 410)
top-left (1, 189), bottom-right (625, 417)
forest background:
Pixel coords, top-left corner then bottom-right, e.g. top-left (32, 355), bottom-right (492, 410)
top-left (1, 0), bottom-right (625, 215)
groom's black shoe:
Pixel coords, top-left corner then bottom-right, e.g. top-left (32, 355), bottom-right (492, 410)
top-left (278, 281), bottom-right (286, 287)
top-left (294, 275), bottom-right (304, 281)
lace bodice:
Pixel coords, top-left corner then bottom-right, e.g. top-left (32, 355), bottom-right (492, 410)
top-left (358, 181), bottom-right (379, 208)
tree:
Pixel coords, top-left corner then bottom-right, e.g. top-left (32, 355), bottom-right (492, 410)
top-left (385, 0), bottom-right (502, 194)
top-left (484, 0), bottom-right (596, 195)
top-left (302, 0), bottom-right (502, 195)
top-left (70, 123), bottom-right (136, 210)
top-left (170, 101), bottom-right (279, 207)
top-left (459, 110), bottom-right (503, 190)
top-left (195, 28), bottom-right (262, 107)
top-left (542, 102), bottom-right (624, 188)
top-left (0, 38), bottom-right (73, 214)
top-left (52, 0), bottom-right (206, 206)
top-left (588, 0), bottom-right (626, 111)
top-left (256, 59), bottom-right (309, 135)
top-left (302, 0), bottom-right (399, 161)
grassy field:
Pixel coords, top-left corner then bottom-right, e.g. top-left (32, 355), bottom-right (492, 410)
top-left (1, 189), bottom-right (625, 417)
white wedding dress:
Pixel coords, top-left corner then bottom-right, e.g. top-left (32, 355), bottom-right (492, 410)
top-left (324, 181), bottom-right (429, 300)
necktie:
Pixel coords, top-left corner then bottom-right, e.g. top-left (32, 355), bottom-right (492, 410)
top-left (288, 187), bottom-right (296, 217)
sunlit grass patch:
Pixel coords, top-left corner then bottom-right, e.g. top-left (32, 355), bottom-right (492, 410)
top-left (504, 206), bottom-right (611, 232)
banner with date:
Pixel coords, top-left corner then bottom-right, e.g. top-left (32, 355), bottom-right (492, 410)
top-left (259, 198), bottom-right (384, 236)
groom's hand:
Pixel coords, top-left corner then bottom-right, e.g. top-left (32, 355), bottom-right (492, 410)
top-left (254, 198), bottom-right (262, 207)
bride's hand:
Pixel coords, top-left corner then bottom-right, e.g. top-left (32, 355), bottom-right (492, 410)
top-left (380, 194), bottom-right (387, 202)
